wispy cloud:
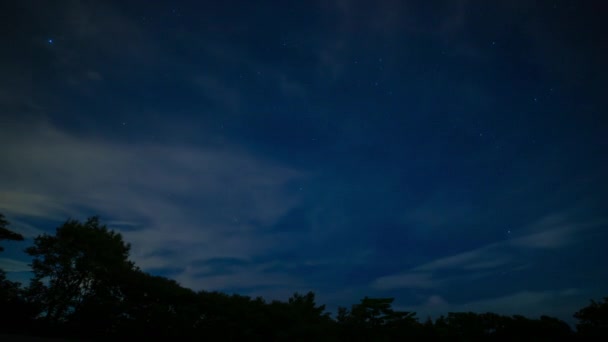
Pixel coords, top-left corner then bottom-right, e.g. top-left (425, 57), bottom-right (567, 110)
top-left (0, 118), bottom-right (308, 290)
top-left (510, 214), bottom-right (605, 249)
top-left (373, 212), bottom-right (605, 290)
top-left (413, 243), bottom-right (509, 272)
top-left (372, 241), bottom-right (512, 290)
top-left (373, 272), bottom-right (439, 290)
top-left (512, 226), bottom-right (575, 249)
top-left (174, 260), bottom-right (302, 293)
top-left (2, 219), bottom-right (46, 239)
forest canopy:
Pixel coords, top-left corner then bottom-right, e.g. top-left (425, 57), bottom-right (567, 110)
top-left (0, 214), bottom-right (606, 340)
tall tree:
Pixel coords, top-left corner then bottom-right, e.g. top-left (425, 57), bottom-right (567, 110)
top-left (25, 216), bottom-right (135, 331)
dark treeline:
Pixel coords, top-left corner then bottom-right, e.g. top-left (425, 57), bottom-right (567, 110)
top-left (1, 214), bottom-right (606, 341)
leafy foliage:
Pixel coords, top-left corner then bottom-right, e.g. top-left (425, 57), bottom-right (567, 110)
top-left (0, 213), bottom-right (605, 340)
top-left (434, 312), bottom-right (573, 341)
top-left (24, 216), bottom-right (135, 330)
top-left (574, 297), bottom-right (608, 337)
top-left (337, 297), bottom-right (421, 340)
top-left (113, 269), bottom-right (199, 338)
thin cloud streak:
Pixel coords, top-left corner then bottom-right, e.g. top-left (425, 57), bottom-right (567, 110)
top-left (0, 118), bottom-right (308, 290)
top-left (373, 212), bottom-right (605, 291)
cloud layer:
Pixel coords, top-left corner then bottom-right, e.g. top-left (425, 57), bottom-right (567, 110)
top-left (0, 118), bottom-right (308, 291)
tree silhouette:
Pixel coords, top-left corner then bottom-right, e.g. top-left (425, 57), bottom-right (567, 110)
top-left (0, 213), bottom-right (24, 253)
top-left (435, 312), bottom-right (489, 339)
top-left (337, 297), bottom-right (420, 340)
top-left (574, 297), bottom-right (608, 338)
top-left (431, 312), bottom-right (572, 341)
top-left (24, 216), bottom-right (135, 332)
top-left (0, 213), bottom-right (34, 333)
top-left (267, 291), bottom-right (333, 340)
top-left (113, 268), bottom-right (198, 338)
top-left (0, 211), bottom-right (606, 340)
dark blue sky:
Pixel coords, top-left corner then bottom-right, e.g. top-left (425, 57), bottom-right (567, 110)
top-left (1, 0), bottom-right (607, 322)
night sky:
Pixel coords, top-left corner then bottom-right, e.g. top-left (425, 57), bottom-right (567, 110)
top-left (1, 1), bottom-right (607, 323)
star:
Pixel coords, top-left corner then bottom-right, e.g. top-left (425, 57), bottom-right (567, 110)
top-left (47, 39), bottom-right (53, 44)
